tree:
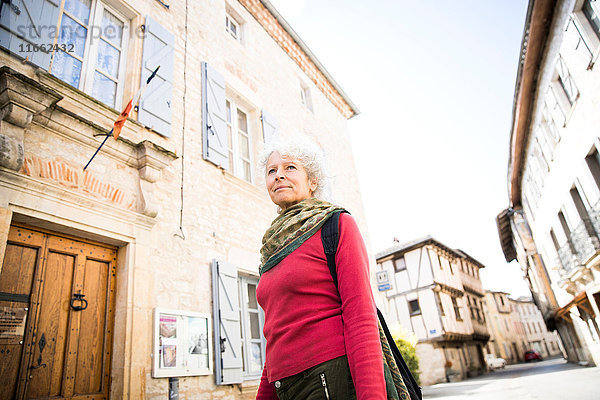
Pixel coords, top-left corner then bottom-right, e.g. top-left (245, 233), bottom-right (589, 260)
top-left (391, 325), bottom-right (421, 386)
top-left (394, 336), bottom-right (421, 386)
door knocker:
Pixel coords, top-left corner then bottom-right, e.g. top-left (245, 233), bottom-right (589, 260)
top-left (70, 293), bottom-right (88, 311)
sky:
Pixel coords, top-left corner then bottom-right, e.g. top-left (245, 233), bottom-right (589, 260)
top-left (270, 0), bottom-right (531, 297)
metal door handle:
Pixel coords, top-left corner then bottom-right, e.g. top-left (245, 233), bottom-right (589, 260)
top-left (70, 293), bottom-right (88, 311)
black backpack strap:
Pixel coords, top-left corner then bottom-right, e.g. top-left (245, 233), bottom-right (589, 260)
top-left (321, 210), bottom-right (348, 290)
top-left (377, 309), bottom-right (423, 400)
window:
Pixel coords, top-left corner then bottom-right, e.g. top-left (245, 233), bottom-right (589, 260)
top-left (479, 300), bottom-right (485, 323)
top-left (226, 99), bottom-right (252, 182)
top-left (394, 256), bottom-right (407, 272)
top-left (226, 12), bottom-right (242, 42)
top-left (452, 297), bottom-right (462, 321)
top-left (583, 0), bottom-right (600, 40)
top-left (239, 276), bottom-right (266, 377)
top-left (408, 299), bottom-right (421, 316)
top-left (499, 295), bottom-right (505, 307)
top-left (555, 55), bottom-right (579, 105)
top-left (585, 149), bottom-right (600, 194)
top-left (49, 0), bottom-right (128, 109)
top-left (545, 84), bottom-right (566, 127)
top-left (435, 292), bottom-right (445, 315)
top-left (569, 0), bottom-right (600, 64)
top-left (300, 83), bottom-right (313, 112)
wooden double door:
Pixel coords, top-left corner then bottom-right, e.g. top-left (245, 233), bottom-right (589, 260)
top-left (0, 226), bottom-right (117, 399)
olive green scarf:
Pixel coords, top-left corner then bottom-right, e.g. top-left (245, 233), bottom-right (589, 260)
top-left (260, 198), bottom-right (344, 275)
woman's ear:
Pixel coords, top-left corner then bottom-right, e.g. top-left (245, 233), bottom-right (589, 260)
top-left (309, 178), bottom-right (318, 195)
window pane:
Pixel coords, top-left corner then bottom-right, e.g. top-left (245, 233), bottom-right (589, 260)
top-left (249, 312), bottom-right (260, 339)
top-left (51, 50), bottom-right (83, 87)
top-left (239, 133), bottom-right (249, 158)
top-left (583, 0), bottom-right (600, 39)
top-left (102, 10), bottom-right (124, 47)
top-left (247, 284), bottom-right (257, 309)
top-left (243, 160), bottom-right (251, 182)
top-left (92, 72), bottom-right (117, 107)
top-left (237, 109), bottom-right (248, 132)
top-left (58, 14), bottom-right (88, 58)
top-left (250, 343), bottom-right (262, 372)
top-left (64, 0), bottom-right (91, 25)
top-left (226, 101), bottom-right (232, 123)
top-left (96, 39), bottom-right (120, 78)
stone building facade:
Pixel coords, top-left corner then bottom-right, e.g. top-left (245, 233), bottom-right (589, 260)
top-left (483, 291), bottom-right (529, 363)
top-left (375, 237), bottom-right (490, 386)
top-left (484, 292), bottom-right (563, 363)
top-left (496, 0), bottom-right (600, 367)
top-left (0, 1), bottom-right (369, 399)
top-left (514, 296), bottom-right (563, 358)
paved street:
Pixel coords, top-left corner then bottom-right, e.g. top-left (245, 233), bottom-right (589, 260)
top-left (423, 357), bottom-right (600, 400)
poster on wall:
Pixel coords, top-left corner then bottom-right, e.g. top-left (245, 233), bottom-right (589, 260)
top-left (0, 306), bottom-right (27, 339)
top-left (153, 308), bottom-right (212, 378)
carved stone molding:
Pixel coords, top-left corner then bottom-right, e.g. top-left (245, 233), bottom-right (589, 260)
top-left (0, 67), bottom-right (62, 171)
top-left (136, 140), bottom-right (177, 217)
top-left (0, 66), bottom-right (178, 219)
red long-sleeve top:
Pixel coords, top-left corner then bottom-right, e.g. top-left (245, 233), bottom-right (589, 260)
top-left (255, 213), bottom-right (386, 400)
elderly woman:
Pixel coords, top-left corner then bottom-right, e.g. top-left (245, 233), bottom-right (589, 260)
top-left (255, 137), bottom-right (387, 400)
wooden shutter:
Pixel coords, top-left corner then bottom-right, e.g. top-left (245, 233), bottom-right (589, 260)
top-left (138, 16), bottom-right (174, 137)
top-left (211, 260), bottom-right (243, 385)
top-left (202, 62), bottom-right (229, 169)
top-left (261, 109), bottom-right (279, 145)
top-left (0, 0), bottom-right (60, 69)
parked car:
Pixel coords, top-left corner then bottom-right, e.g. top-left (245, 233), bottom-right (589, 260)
top-left (485, 354), bottom-right (506, 369)
top-left (524, 350), bottom-right (543, 362)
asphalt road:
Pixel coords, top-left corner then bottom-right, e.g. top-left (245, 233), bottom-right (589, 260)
top-left (423, 357), bottom-right (599, 400)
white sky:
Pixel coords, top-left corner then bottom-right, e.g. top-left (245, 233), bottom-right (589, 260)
top-left (270, 0), bottom-right (531, 297)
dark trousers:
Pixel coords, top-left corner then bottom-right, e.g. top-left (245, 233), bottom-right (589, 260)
top-left (273, 355), bottom-right (357, 400)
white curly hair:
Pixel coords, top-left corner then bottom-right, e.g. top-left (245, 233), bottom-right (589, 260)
top-left (259, 134), bottom-right (331, 201)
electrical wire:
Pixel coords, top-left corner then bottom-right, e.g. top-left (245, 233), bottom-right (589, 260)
top-left (174, 0), bottom-right (188, 240)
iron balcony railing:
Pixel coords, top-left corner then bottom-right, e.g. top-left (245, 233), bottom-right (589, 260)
top-left (571, 217), bottom-right (600, 264)
top-left (556, 211), bottom-right (600, 275)
top-left (556, 243), bottom-right (578, 275)
top-left (589, 199), bottom-right (600, 234)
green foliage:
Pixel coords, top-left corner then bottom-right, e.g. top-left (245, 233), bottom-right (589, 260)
top-left (394, 336), bottom-right (421, 386)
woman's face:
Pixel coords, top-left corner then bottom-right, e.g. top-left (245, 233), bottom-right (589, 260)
top-left (266, 152), bottom-right (317, 211)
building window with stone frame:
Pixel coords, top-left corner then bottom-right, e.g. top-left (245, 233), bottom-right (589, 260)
top-left (545, 83), bottom-right (567, 127)
top-left (478, 299), bottom-right (485, 323)
top-left (571, 0), bottom-right (600, 60)
top-left (239, 276), bottom-right (266, 378)
top-left (452, 296), bottom-right (462, 321)
top-left (408, 299), bottom-right (421, 316)
top-left (225, 9), bottom-right (244, 44)
top-left (394, 256), bottom-right (407, 272)
top-left (226, 99), bottom-right (253, 182)
top-left (435, 291), bottom-right (445, 316)
top-left (48, 0), bottom-right (129, 109)
top-left (300, 82), bottom-right (313, 112)
top-left (555, 55), bottom-right (580, 106)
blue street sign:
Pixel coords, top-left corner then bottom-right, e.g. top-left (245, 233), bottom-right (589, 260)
top-left (378, 283), bottom-right (391, 291)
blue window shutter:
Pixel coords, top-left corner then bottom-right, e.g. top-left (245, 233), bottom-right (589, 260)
top-left (202, 62), bottom-right (229, 169)
top-left (0, 0), bottom-right (60, 69)
top-left (261, 109), bottom-right (279, 145)
top-left (138, 16), bottom-right (174, 137)
top-left (211, 260), bottom-right (243, 385)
